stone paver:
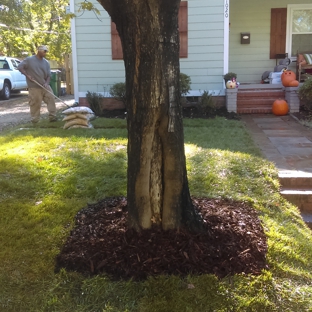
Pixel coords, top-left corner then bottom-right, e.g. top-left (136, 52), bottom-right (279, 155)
top-left (263, 130), bottom-right (303, 136)
top-left (241, 114), bottom-right (312, 174)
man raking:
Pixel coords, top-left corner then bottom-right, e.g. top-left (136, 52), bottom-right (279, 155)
top-left (18, 45), bottom-right (57, 123)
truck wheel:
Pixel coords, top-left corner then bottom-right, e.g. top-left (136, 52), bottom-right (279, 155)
top-left (1, 82), bottom-right (11, 100)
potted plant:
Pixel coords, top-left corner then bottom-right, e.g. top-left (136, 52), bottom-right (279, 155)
top-left (223, 72), bottom-right (237, 83)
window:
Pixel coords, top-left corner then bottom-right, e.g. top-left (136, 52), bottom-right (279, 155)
top-left (0, 60), bottom-right (9, 69)
top-left (11, 59), bottom-right (20, 69)
top-left (286, 4), bottom-right (312, 57)
top-left (111, 1), bottom-right (188, 60)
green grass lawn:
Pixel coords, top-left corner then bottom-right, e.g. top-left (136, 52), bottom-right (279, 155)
top-left (0, 116), bottom-right (312, 311)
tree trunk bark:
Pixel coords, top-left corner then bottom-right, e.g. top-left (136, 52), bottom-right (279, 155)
top-left (98, 0), bottom-right (201, 231)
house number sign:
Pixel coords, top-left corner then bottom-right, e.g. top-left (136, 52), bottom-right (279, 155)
top-left (225, 0), bottom-right (229, 18)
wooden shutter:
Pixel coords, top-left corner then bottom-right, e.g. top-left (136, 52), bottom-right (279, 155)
top-left (270, 8), bottom-right (287, 59)
top-left (179, 1), bottom-right (188, 58)
top-left (111, 1), bottom-right (188, 60)
top-left (111, 21), bottom-right (123, 60)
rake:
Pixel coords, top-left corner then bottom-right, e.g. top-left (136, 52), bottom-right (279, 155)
top-left (32, 79), bottom-right (71, 108)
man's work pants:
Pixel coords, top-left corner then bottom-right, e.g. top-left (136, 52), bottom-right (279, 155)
top-left (28, 86), bottom-right (57, 123)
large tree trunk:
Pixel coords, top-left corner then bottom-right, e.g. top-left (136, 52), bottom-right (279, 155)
top-left (98, 0), bottom-right (201, 231)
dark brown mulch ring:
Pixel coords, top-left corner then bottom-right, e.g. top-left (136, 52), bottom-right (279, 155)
top-left (55, 197), bottom-right (268, 281)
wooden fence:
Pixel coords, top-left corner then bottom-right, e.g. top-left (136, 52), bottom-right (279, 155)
top-left (64, 54), bottom-right (74, 95)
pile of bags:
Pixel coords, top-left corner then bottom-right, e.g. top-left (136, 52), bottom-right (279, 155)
top-left (62, 106), bottom-right (95, 129)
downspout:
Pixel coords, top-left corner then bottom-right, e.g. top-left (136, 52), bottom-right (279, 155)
top-left (70, 0), bottom-right (79, 103)
top-left (223, 0), bottom-right (230, 80)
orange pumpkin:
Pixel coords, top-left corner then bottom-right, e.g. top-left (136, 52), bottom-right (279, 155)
top-left (281, 70), bottom-right (296, 87)
top-left (272, 99), bottom-right (288, 116)
top-left (288, 80), bottom-right (299, 87)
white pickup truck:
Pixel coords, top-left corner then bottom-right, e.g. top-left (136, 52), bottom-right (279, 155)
top-left (0, 57), bottom-right (28, 100)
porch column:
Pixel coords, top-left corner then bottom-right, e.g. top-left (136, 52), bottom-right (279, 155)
top-left (285, 87), bottom-right (300, 113)
top-left (223, 0), bottom-right (230, 75)
top-left (226, 88), bottom-right (238, 113)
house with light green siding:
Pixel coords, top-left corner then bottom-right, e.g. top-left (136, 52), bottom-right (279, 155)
top-left (229, 0), bottom-right (312, 83)
top-left (69, 0), bottom-right (312, 105)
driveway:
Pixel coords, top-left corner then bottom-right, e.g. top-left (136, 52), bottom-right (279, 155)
top-left (0, 91), bottom-right (75, 131)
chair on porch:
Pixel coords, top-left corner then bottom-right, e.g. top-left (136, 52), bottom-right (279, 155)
top-left (296, 51), bottom-right (312, 82)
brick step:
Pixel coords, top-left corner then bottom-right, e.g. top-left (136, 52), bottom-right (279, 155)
top-left (280, 188), bottom-right (312, 212)
top-left (237, 89), bottom-right (284, 114)
top-left (237, 103), bottom-right (280, 109)
top-left (237, 106), bottom-right (273, 114)
top-left (237, 101), bottom-right (272, 111)
top-left (237, 91), bottom-right (285, 97)
top-left (237, 96), bottom-right (284, 101)
top-left (237, 98), bottom-right (284, 104)
top-left (238, 108), bottom-right (272, 114)
top-left (238, 109), bottom-right (272, 114)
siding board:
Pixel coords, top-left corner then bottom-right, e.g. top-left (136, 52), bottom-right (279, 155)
top-left (74, 0), bottom-right (226, 94)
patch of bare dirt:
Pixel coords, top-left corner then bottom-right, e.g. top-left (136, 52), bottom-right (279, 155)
top-left (0, 93), bottom-right (74, 131)
top-left (56, 197), bottom-right (268, 281)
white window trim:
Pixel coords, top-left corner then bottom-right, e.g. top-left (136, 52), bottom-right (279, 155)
top-left (286, 3), bottom-right (312, 59)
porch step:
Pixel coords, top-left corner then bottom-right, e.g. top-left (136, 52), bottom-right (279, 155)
top-left (280, 188), bottom-right (312, 212)
top-left (279, 172), bottom-right (312, 188)
top-left (279, 172), bottom-right (312, 222)
top-left (237, 86), bottom-right (285, 114)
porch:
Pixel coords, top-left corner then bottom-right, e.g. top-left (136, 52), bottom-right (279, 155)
top-left (226, 84), bottom-right (300, 114)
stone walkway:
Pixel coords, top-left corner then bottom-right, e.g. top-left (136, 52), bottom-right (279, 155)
top-left (241, 114), bottom-right (312, 174)
top-left (241, 114), bottom-right (312, 223)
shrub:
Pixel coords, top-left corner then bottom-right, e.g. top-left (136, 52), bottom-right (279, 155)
top-left (179, 73), bottom-right (191, 96)
top-left (199, 91), bottom-right (216, 116)
top-left (109, 73), bottom-right (192, 103)
top-left (298, 76), bottom-right (312, 110)
top-left (86, 91), bottom-right (103, 116)
top-left (109, 82), bottom-right (126, 105)
top-left (223, 72), bottom-right (237, 83)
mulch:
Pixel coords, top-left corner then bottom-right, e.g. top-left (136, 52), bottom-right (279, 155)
top-left (98, 106), bottom-right (241, 120)
top-left (55, 196), bottom-right (268, 281)
top-left (291, 104), bottom-right (312, 122)
top-left (182, 106), bottom-right (241, 120)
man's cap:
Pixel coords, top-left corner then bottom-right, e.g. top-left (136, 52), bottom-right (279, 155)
top-left (37, 45), bottom-right (49, 51)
